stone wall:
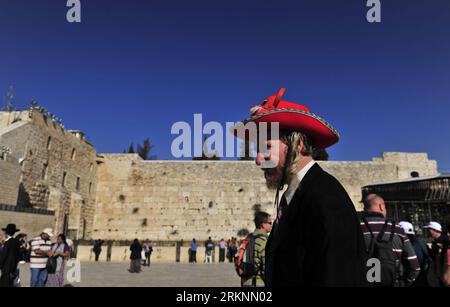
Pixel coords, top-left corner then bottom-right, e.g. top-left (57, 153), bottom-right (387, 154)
top-left (92, 153), bottom-right (438, 242)
top-left (0, 210), bottom-right (54, 237)
top-left (0, 151), bottom-right (21, 205)
top-left (0, 111), bottom-right (23, 129)
top-left (0, 109), bottom-right (98, 239)
top-left (377, 152), bottom-right (438, 179)
top-left (94, 155), bottom-right (275, 242)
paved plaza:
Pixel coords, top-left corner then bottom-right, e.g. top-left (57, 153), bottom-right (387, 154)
top-left (18, 261), bottom-right (241, 287)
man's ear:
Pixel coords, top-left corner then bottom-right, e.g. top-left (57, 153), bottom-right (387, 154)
top-left (296, 138), bottom-right (304, 154)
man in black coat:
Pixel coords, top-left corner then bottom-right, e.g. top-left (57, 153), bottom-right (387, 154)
top-left (233, 88), bottom-right (367, 286)
top-left (263, 162), bottom-right (368, 286)
top-left (0, 224), bottom-right (21, 287)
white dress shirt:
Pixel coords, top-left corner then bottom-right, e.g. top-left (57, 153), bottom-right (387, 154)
top-left (283, 160), bottom-right (316, 205)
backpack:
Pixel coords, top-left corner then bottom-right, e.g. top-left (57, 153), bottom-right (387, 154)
top-left (234, 234), bottom-right (263, 279)
top-left (46, 256), bottom-right (58, 274)
top-left (363, 218), bottom-right (400, 287)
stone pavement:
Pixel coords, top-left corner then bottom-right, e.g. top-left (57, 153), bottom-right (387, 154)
top-left (18, 261), bottom-right (241, 287)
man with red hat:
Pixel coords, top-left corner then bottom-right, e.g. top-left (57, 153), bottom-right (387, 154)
top-left (234, 88), bottom-right (367, 286)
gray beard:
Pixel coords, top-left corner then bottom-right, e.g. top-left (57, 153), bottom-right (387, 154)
top-left (265, 172), bottom-right (293, 191)
top-left (265, 177), bottom-right (282, 190)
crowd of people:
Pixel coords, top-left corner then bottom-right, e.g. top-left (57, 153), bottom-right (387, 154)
top-left (228, 88), bottom-right (450, 287)
top-left (0, 226), bottom-right (156, 286)
top-left (90, 238), bottom-right (153, 273)
top-left (187, 236), bottom-right (241, 264)
top-left (0, 226), bottom-right (73, 287)
top-left (360, 194), bottom-right (450, 287)
top-left (232, 196), bottom-right (450, 288)
top-left (127, 239), bottom-right (153, 273)
top-left (2, 206), bottom-right (448, 288)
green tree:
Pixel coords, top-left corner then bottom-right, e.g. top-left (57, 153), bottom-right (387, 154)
top-left (137, 138), bottom-right (157, 160)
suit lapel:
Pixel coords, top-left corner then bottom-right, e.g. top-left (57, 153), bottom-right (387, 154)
top-left (268, 186), bottom-right (305, 253)
top-left (266, 163), bottom-right (323, 254)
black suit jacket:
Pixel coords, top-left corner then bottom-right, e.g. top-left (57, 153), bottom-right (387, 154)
top-left (0, 237), bottom-right (20, 274)
top-left (265, 163), bottom-right (368, 287)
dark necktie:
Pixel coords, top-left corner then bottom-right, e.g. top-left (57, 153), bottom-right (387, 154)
top-left (277, 194), bottom-right (288, 221)
top-left (272, 194), bottom-right (288, 235)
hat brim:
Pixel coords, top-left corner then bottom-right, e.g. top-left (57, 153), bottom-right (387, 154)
top-left (424, 226), bottom-right (441, 232)
top-left (2, 228), bottom-right (20, 233)
top-left (233, 109), bottom-right (340, 149)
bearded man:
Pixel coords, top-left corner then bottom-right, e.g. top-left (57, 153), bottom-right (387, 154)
top-left (234, 88), bottom-right (367, 287)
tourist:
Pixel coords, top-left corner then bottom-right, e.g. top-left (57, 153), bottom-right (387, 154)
top-left (66, 238), bottom-right (75, 259)
top-left (0, 224), bottom-right (21, 287)
top-left (424, 221), bottom-right (449, 286)
top-left (398, 222), bottom-right (429, 269)
top-left (30, 228), bottom-right (53, 287)
top-left (93, 239), bottom-right (104, 262)
top-left (232, 88), bottom-right (367, 286)
top-left (143, 239), bottom-right (153, 267)
top-left (204, 237), bottom-right (214, 263)
top-left (228, 238), bottom-right (238, 263)
top-left (106, 240), bottom-right (113, 262)
top-left (443, 216), bottom-right (450, 286)
top-left (219, 239), bottom-right (227, 262)
top-left (227, 238), bottom-right (235, 263)
top-left (129, 239), bottom-right (143, 273)
top-left (226, 238), bottom-right (232, 262)
top-left (190, 239), bottom-right (198, 263)
top-left (16, 233), bottom-right (30, 263)
top-left (234, 238), bottom-right (240, 261)
top-left (397, 221), bottom-right (430, 287)
top-left (46, 234), bottom-right (70, 287)
top-left (361, 194), bottom-right (420, 286)
top-left (241, 212), bottom-right (272, 287)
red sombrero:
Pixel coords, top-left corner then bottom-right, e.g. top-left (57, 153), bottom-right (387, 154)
top-left (233, 88), bottom-right (339, 149)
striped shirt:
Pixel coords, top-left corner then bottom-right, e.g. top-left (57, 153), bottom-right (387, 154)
top-left (360, 213), bottom-right (421, 285)
top-left (30, 236), bottom-right (52, 269)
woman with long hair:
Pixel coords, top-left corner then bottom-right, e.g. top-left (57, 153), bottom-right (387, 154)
top-left (46, 234), bottom-right (70, 287)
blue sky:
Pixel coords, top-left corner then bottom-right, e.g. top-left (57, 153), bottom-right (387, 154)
top-left (1, 0), bottom-right (449, 171)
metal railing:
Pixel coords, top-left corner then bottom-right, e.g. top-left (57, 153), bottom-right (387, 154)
top-left (0, 203), bottom-right (54, 216)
